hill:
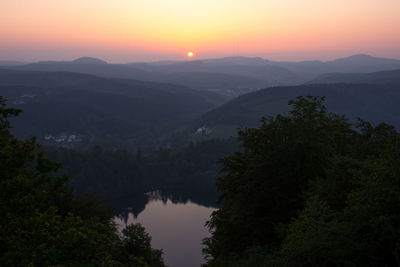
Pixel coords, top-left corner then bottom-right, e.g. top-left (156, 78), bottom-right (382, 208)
top-left (0, 69), bottom-right (223, 150)
top-left (131, 59), bottom-right (301, 85)
top-left (9, 54), bottom-right (400, 97)
top-left (191, 83), bottom-right (400, 139)
top-left (9, 60), bottom-right (268, 97)
top-left (72, 57), bottom-right (108, 64)
top-left (309, 69), bottom-right (400, 84)
top-left (0, 60), bottom-right (28, 66)
top-left (273, 54), bottom-right (400, 76)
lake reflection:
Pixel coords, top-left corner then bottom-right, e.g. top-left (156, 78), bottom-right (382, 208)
top-left (113, 191), bottom-right (217, 267)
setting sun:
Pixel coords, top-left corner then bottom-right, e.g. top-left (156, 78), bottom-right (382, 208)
top-left (187, 51), bottom-right (194, 58)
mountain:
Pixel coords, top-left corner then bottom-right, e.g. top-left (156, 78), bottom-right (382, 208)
top-left (309, 69), bottom-right (400, 84)
top-left (326, 54), bottom-right (400, 72)
top-left (10, 61), bottom-right (155, 80)
top-left (9, 60), bottom-right (266, 97)
top-left (202, 56), bottom-right (270, 66)
top-left (191, 83), bottom-right (400, 139)
top-left (164, 72), bottom-right (266, 96)
top-left (7, 54), bottom-right (400, 98)
top-left (259, 54), bottom-right (400, 81)
top-left (72, 57), bottom-right (108, 64)
top-left (0, 60), bottom-right (29, 66)
top-left (128, 60), bottom-right (182, 66)
top-left (128, 59), bottom-right (302, 85)
top-left (126, 54), bottom-right (400, 91)
top-left (0, 69), bottom-right (224, 150)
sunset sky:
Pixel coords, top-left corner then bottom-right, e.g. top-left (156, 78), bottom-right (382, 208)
top-left (1, 0), bottom-right (399, 62)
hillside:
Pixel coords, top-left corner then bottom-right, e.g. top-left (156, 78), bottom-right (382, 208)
top-left (8, 60), bottom-right (268, 97)
top-left (309, 69), bottom-right (400, 84)
top-left (0, 69), bottom-right (223, 150)
top-left (273, 54), bottom-right (400, 77)
top-left (132, 54), bottom-right (400, 79)
top-left (8, 54), bottom-right (400, 97)
top-left (192, 83), bottom-right (400, 139)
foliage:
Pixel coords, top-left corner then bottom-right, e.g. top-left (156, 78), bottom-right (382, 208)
top-left (118, 223), bottom-right (165, 267)
top-left (142, 138), bottom-right (238, 193)
top-left (204, 96), bottom-right (400, 266)
top-left (44, 138), bottom-right (238, 201)
top-left (0, 96), bottom-right (165, 266)
top-left (44, 145), bottom-right (144, 198)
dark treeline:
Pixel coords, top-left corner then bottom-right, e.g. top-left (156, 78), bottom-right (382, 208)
top-left (142, 138), bottom-right (237, 193)
top-left (43, 138), bottom-right (238, 201)
top-left (203, 96), bottom-right (400, 266)
top-left (0, 96), bottom-right (165, 266)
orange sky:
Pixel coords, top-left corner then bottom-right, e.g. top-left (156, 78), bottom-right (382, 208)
top-left (1, 0), bottom-right (399, 62)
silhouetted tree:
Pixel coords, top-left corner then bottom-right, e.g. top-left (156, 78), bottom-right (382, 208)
top-left (203, 96), bottom-right (400, 266)
top-left (0, 96), bottom-right (165, 266)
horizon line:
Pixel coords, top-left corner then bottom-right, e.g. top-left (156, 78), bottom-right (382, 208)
top-left (1, 53), bottom-right (400, 65)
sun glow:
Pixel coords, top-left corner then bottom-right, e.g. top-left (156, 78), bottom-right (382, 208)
top-left (187, 51), bottom-right (194, 58)
top-left (1, 0), bottom-right (399, 61)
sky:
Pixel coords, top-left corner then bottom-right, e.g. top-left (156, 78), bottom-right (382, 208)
top-left (1, 0), bottom-right (399, 62)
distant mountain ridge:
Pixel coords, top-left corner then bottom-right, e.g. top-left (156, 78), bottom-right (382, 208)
top-left (0, 60), bottom-right (29, 66)
top-left (309, 69), bottom-right (400, 84)
top-left (4, 54), bottom-right (400, 97)
top-left (72, 57), bottom-right (108, 64)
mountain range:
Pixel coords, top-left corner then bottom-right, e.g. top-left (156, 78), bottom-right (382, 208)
top-left (1, 54), bottom-right (400, 149)
top-left (3, 54), bottom-right (400, 97)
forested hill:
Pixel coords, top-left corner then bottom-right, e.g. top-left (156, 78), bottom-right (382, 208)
top-left (6, 54), bottom-right (400, 97)
top-left (0, 96), bottom-right (166, 266)
top-left (5, 60), bottom-right (269, 97)
top-left (203, 96), bottom-right (400, 266)
top-left (0, 69), bottom-right (225, 150)
top-left (192, 83), bottom-right (400, 138)
top-left (309, 69), bottom-right (400, 84)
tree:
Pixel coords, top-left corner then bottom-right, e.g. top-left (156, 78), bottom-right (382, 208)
top-left (277, 138), bottom-right (400, 267)
top-left (118, 223), bottom-right (165, 267)
top-left (0, 96), bottom-right (165, 266)
top-left (204, 96), bottom-right (353, 263)
top-left (203, 96), bottom-right (400, 266)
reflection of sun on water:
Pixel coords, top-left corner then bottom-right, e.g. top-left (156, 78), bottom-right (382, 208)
top-left (187, 51), bottom-right (194, 58)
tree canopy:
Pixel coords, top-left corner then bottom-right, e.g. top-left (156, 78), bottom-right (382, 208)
top-left (0, 96), bottom-right (165, 266)
top-left (203, 96), bottom-right (400, 266)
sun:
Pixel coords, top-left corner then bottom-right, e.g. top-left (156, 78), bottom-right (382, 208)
top-left (187, 51), bottom-right (194, 58)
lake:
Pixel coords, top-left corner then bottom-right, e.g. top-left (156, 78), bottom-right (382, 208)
top-left (113, 191), bottom-right (217, 267)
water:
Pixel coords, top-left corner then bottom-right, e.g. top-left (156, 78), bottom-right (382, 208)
top-left (113, 191), bottom-right (217, 267)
